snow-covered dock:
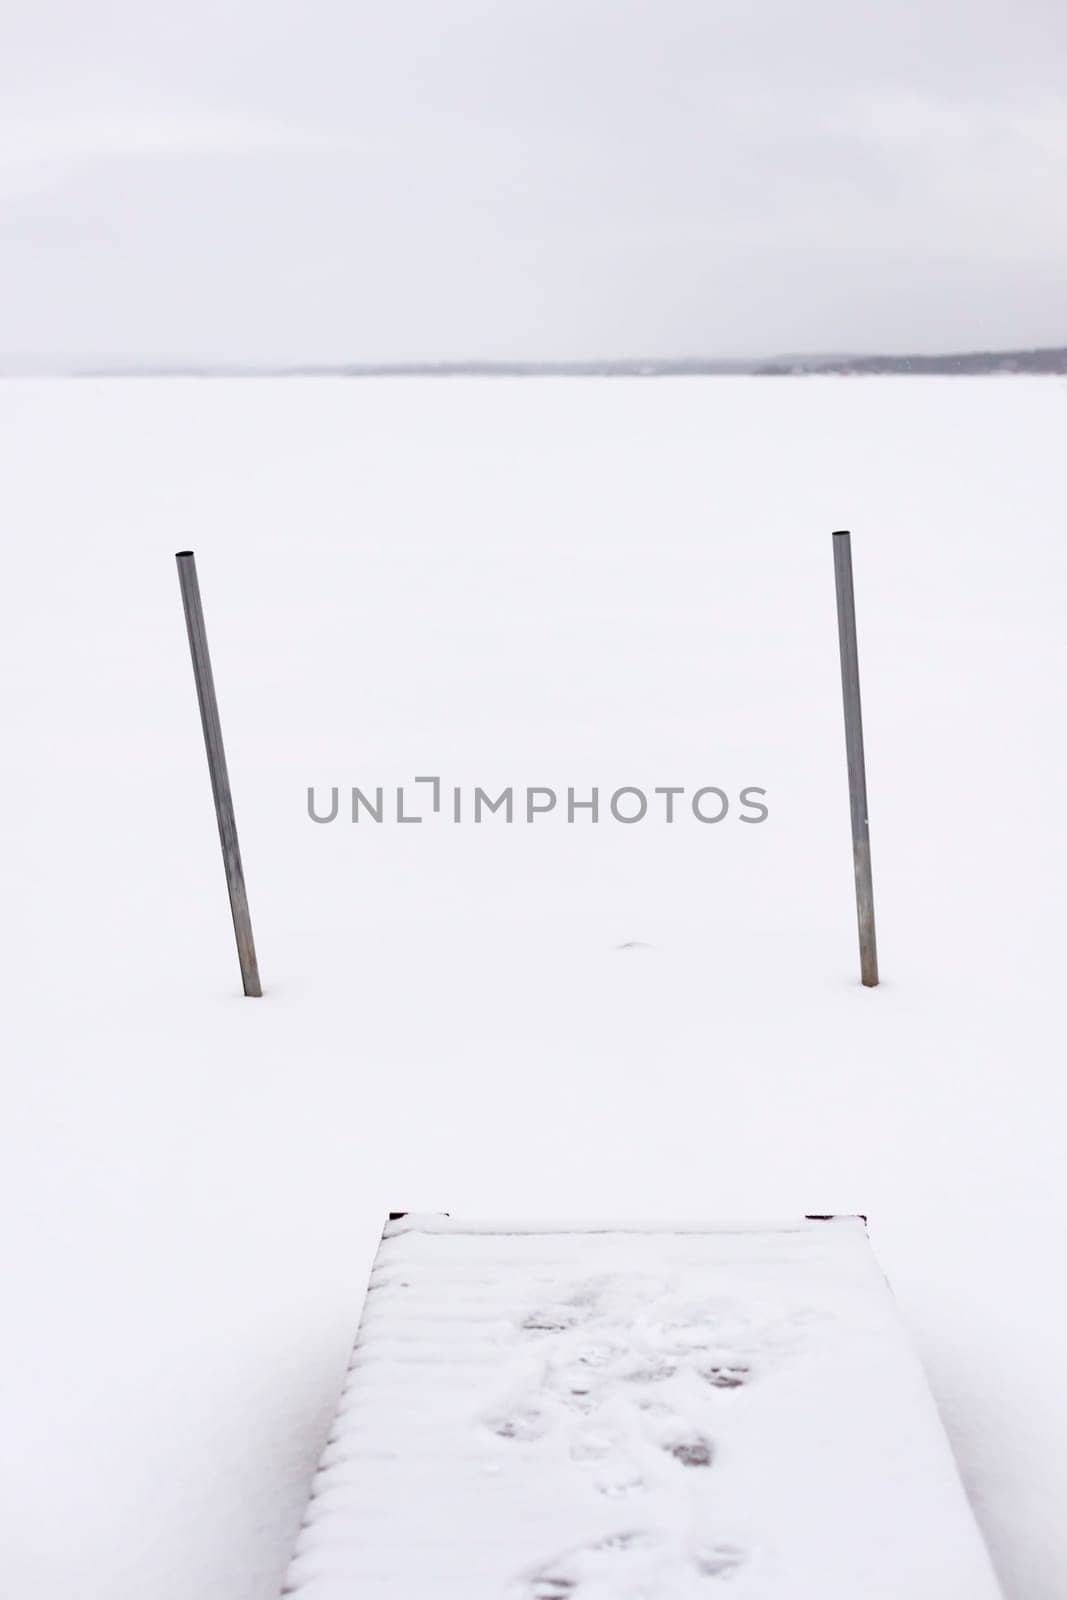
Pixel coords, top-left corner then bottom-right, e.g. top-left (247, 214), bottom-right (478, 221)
top-left (282, 1216), bottom-right (1002, 1599)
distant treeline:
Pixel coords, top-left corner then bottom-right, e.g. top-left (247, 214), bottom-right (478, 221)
top-left (759, 347), bottom-right (1067, 375)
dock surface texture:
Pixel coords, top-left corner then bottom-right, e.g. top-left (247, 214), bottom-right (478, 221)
top-left (282, 1216), bottom-right (1004, 1599)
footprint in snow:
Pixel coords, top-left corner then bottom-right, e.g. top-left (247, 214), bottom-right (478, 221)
top-left (514, 1531), bottom-right (660, 1599)
top-left (625, 1357), bottom-right (678, 1384)
top-left (700, 1360), bottom-right (751, 1390)
top-left (694, 1543), bottom-right (747, 1580)
top-left (663, 1432), bottom-right (715, 1468)
top-left (513, 1532), bottom-right (747, 1597)
top-left (487, 1405), bottom-right (549, 1442)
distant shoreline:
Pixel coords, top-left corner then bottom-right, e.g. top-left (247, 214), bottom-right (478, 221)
top-left (4, 346), bottom-right (1066, 378)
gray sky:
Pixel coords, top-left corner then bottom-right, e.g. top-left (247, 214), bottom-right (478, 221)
top-left (2, 0), bottom-right (1065, 364)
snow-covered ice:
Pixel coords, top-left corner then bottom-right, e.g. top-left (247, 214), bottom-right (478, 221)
top-left (0, 376), bottom-right (1065, 1600)
top-left (284, 1216), bottom-right (1003, 1599)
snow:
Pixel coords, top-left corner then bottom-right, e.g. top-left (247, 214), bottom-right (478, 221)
top-left (1, 375), bottom-right (1065, 1600)
top-left (284, 1216), bottom-right (1003, 1599)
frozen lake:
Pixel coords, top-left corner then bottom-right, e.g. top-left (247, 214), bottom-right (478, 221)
top-left (1, 376), bottom-right (1064, 1599)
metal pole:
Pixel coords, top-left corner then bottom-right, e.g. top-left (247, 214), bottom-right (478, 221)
top-left (176, 551), bottom-right (262, 997)
top-left (832, 531), bottom-right (878, 987)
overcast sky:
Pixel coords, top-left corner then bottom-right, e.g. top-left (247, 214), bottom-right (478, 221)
top-left (2, 0), bottom-right (1065, 365)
